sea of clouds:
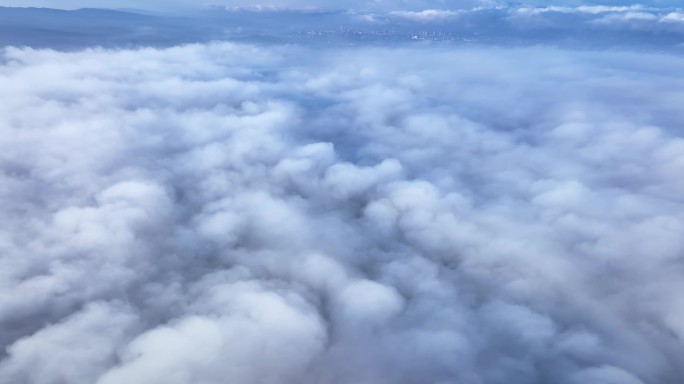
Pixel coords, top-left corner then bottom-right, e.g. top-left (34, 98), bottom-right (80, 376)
top-left (1, 20), bottom-right (684, 384)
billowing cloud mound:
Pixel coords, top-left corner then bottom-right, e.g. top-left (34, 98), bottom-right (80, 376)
top-left (1, 42), bottom-right (684, 384)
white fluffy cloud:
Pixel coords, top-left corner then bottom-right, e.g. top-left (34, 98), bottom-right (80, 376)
top-left (1, 41), bottom-right (684, 384)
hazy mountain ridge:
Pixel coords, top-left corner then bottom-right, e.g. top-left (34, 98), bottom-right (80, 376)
top-left (1, 5), bottom-right (683, 49)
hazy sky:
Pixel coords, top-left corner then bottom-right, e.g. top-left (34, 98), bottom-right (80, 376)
top-left (1, 0), bottom-right (681, 11)
top-left (4, 0), bottom-right (477, 11)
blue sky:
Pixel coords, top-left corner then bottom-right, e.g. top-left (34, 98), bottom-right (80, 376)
top-left (1, 0), bottom-right (681, 11)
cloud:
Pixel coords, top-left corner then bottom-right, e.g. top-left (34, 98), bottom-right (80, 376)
top-left (1, 39), bottom-right (684, 384)
top-left (662, 11), bottom-right (684, 23)
top-left (390, 9), bottom-right (463, 22)
top-left (515, 5), bottom-right (649, 16)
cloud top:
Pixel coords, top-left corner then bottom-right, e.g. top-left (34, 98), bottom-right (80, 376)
top-left (1, 41), bottom-right (684, 383)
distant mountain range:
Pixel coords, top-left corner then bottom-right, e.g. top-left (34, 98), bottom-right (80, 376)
top-left (0, 7), bottom-right (217, 49)
top-left (1, 6), bottom-right (682, 49)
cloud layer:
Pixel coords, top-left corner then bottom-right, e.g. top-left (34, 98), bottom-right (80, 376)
top-left (1, 41), bottom-right (684, 384)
